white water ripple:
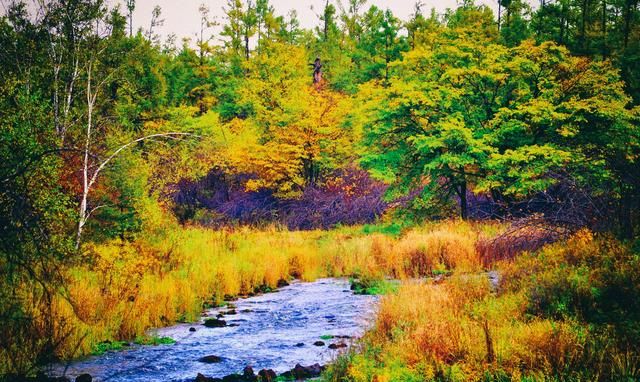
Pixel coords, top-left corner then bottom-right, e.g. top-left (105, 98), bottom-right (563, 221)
top-left (53, 278), bottom-right (378, 382)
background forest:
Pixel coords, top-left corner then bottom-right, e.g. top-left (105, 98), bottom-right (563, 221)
top-left (1, 0), bottom-right (640, 380)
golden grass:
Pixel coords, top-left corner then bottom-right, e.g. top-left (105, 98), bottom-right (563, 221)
top-left (345, 276), bottom-right (588, 381)
top-left (28, 222), bottom-right (636, 382)
top-left (48, 220), bottom-right (493, 360)
top-left (331, 229), bottom-right (640, 382)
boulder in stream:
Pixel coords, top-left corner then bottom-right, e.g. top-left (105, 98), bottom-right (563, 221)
top-left (221, 373), bottom-right (245, 382)
top-left (280, 363), bottom-right (324, 380)
top-left (194, 373), bottom-right (218, 382)
top-left (75, 374), bottom-right (92, 382)
top-left (203, 318), bottom-right (227, 328)
top-left (198, 355), bottom-right (223, 363)
top-left (313, 340), bottom-right (325, 346)
top-left (242, 366), bottom-right (255, 379)
top-left (257, 369), bottom-right (276, 382)
top-left (49, 377), bottom-right (71, 382)
top-left (193, 367), bottom-right (256, 382)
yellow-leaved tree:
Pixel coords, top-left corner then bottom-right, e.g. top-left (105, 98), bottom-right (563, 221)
top-left (225, 42), bottom-right (354, 197)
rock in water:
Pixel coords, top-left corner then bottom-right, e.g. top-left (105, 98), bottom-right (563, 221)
top-left (258, 369), bottom-right (276, 382)
top-left (221, 373), bottom-right (244, 382)
top-left (313, 340), bottom-right (325, 346)
top-left (194, 373), bottom-right (216, 382)
top-left (243, 366), bottom-right (255, 379)
top-left (75, 374), bottom-right (92, 382)
top-left (194, 373), bottom-right (226, 382)
top-left (198, 355), bottom-right (223, 363)
top-left (189, 327), bottom-right (197, 332)
top-left (280, 363), bottom-right (324, 380)
top-left (203, 318), bottom-right (227, 328)
top-left (293, 363), bottom-right (323, 379)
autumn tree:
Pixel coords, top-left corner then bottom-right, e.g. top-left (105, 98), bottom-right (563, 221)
top-left (227, 42), bottom-right (352, 196)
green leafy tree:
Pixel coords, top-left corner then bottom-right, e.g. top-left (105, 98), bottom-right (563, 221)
top-left (221, 0), bottom-right (245, 64)
top-left (255, 0), bottom-right (276, 51)
top-left (357, 7), bottom-right (409, 83)
top-left (317, 0), bottom-right (340, 41)
top-left (0, 77), bottom-right (75, 378)
top-left (358, 32), bottom-right (639, 222)
top-left (499, 0), bottom-right (532, 46)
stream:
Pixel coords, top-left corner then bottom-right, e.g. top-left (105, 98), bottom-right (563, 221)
top-left (53, 278), bottom-right (378, 382)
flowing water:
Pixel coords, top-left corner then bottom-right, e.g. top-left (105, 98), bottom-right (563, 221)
top-left (53, 278), bottom-right (377, 382)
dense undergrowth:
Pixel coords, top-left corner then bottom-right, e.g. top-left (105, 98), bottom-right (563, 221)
top-left (323, 230), bottom-right (640, 382)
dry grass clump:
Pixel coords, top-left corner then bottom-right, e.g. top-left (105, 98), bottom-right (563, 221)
top-left (396, 228), bottom-right (479, 277)
top-left (477, 216), bottom-right (573, 267)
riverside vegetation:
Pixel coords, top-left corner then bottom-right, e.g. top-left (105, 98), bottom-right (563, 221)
top-left (1, 0), bottom-right (640, 381)
top-left (26, 221), bottom-right (499, 361)
top-left (324, 230), bottom-right (640, 381)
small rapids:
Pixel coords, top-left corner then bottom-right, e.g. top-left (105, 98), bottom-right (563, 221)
top-left (53, 278), bottom-right (378, 382)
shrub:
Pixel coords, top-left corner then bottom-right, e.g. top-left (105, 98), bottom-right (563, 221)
top-left (172, 167), bottom-right (388, 230)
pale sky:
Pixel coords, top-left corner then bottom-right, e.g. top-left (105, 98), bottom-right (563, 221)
top-left (110, 0), bottom-right (500, 44)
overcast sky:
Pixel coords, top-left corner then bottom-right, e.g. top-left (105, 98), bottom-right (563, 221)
top-left (110, 0), bottom-right (500, 44)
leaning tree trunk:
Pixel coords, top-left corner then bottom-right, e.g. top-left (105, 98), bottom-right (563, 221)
top-left (602, 0), bottom-right (607, 57)
top-left (620, 187), bottom-right (635, 239)
top-left (459, 180), bottom-right (469, 220)
top-left (623, 0), bottom-right (638, 48)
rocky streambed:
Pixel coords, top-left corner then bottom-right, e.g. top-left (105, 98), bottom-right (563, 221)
top-left (52, 278), bottom-right (378, 382)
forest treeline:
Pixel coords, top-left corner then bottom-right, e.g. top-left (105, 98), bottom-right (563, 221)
top-left (0, 0), bottom-right (639, 377)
